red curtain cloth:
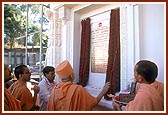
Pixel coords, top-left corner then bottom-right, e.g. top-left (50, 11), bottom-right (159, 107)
top-left (77, 18), bottom-right (91, 87)
top-left (104, 9), bottom-right (120, 100)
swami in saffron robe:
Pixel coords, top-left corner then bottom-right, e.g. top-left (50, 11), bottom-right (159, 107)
top-left (126, 83), bottom-right (164, 111)
top-left (8, 80), bottom-right (34, 111)
top-left (47, 81), bottom-right (97, 111)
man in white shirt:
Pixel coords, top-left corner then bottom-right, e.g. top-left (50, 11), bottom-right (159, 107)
top-left (38, 66), bottom-right (57, 111)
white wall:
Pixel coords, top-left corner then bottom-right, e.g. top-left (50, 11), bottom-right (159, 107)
top-left (71, 3), bottom-right (165, 89)
top-left (72, 4), bottom-right (119, 87)
top-left (139, 4), bottom-right (165, 83)
top-left (78, 4), bottom-right (119, 88)
top-left (72, 13), bottom-right (81, 84)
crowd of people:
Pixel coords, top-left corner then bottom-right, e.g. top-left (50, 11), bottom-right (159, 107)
top-left (4, 60), bottom-right (164, 111)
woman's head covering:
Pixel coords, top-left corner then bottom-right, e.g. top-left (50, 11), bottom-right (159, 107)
top-left (55, 60), bottom-right (73, 79)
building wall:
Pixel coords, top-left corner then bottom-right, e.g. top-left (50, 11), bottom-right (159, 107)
top-left (46, 3), bottom-right (165, 90)
top-left (72, 4), bottom-right (120, 88)
top-left (139, 4), bottom-right (165, 82)
top-left (4, 47), bottom-right (46, 70)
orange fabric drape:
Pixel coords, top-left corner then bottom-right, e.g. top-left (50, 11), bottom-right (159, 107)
top-left (4, 88), bottom-right (21, 111)
top-left (8, 81), bottom-right (34, 110)
top-left (47, 82), bottom-right (97, 111)
top-left (104, 9), bottom-right (120, 100)
top-left (126, 84), bottom-right (164, 111)
top-left (77, 18), bottom-right (91, 87)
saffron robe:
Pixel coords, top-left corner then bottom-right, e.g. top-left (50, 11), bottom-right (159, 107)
top-left (8, 81), bottom-right (34, 111)
top-left (126, 83), bottom-right (164, 111)
top-left (151, 80), bottom-right (164, 100)
top-left (47, 81), bottom-right (97, 111)
top-left (4, 88), bottom-right (21, 111)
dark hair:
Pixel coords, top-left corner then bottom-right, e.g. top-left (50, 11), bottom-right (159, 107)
top-left (42, 66), bottom-right (55, 76)
top-left (14, 65), bottom-right (27, 79)
top-left (136, 60), bottom-right (158, 83)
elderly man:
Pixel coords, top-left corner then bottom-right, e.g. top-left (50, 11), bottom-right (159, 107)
top-left (47, 60), bottom-right (110, 111)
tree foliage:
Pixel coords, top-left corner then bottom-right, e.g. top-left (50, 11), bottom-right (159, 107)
top-left (4, 4), bottom-right (49, 49)
top-left (4, 4), bottom-right (26, 48)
